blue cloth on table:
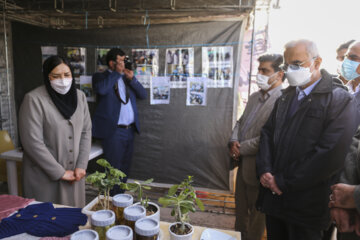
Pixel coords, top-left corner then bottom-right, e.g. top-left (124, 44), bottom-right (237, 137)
top-left (0, 202), bottom-right (87, 238)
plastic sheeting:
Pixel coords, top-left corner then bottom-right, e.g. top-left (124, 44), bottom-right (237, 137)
top-left (12, 20), bottom-right (243, 190)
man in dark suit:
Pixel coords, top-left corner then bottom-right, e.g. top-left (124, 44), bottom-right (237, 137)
top-left (256, 39), bottom-right (358, 240)
top-left (92, 48), bottom-right (147, 195)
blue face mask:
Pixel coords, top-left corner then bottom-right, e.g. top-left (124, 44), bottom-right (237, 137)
top-left (341, 58), bottom-right (360, 81)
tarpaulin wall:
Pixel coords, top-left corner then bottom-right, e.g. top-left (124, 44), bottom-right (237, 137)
top-left (12, 20), bottom-right (243, 190)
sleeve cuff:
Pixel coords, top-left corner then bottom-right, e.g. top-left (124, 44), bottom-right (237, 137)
top-left (353, 185), bottom-right (360, 213)
top-left (275, 174), bottom-right (287, 193)
top-left (52, 168), bottom-right (66, 181)
top-left (76, 160), bottom-right (89, 170)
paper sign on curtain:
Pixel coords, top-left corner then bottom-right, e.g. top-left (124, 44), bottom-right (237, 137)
top-left (202, 46), bottom-right (233, 88)
top-left (186, 77), bottom-right (207, 106)
top-left (150, 77), bottom-right (170, 105)
top-left (79, 75), bottom-right (95, 102)
top-left (165, 48), bottom-right (194, 88)
top-left (64, 47), bottom-right (86, 85)
top-left (132, 49), bottom-right (159, 88)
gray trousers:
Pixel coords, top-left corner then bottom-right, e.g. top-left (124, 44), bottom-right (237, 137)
top-left (235, 166), bottom-right (265, 240)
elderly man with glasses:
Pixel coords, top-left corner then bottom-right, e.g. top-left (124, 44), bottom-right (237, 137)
top-left (256, 39), bottom-right (358, 240)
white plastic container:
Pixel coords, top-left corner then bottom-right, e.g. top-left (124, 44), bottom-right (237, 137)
top-left (71, 229), bottom-right (99, 240)
top-left (91, 210), bottom-right (116, 240)
top-left (106, 225), bottom-right (133, 240)
top-left (112, 194), bottom-right (134, 224)
top-left (135, 218), bottom-right (160, 240)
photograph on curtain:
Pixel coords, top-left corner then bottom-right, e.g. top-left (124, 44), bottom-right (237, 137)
top-left (64, 47), bottom-right (86, 84)
top-left (165, 48), bottom-right (194, 88)
top-left (150, 76), bottom-right (170, 105)
top-left (202, 46), bottom-right (233, 88)
top-left (132, 49), bottom-right (159, 88)
top-left (186, 77), bottom-right (207, 106)
top-left (96, 48), bottom-right (110, 73)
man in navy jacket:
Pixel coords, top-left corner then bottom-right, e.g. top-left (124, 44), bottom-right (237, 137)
top-left (92, 48), bottom-right (147, 195)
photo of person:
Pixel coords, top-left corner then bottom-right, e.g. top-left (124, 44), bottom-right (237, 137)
top-left (64, 47), bottom-right (86, 84)
top-left (132, 49), bottom-right (159, 88)
top-left (96, 48), bottom-right (110, 72)
top-left (186, 77), bottom-right (207, 106)
top-left (150, 77), bottom-right (170, 105)
top-left (79, 75), bottom-right (95, 102)
top-left (165, 48), bottom-right (194, 88)
top-left (202, 46), bottom-right (233, 88)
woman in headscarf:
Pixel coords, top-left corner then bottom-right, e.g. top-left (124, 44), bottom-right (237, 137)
top-left (19, 56), bottom-right (91, 207)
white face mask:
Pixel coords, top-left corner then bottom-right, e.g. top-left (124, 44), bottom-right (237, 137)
top-left (256, 72), bottom-right (278, 91)
top-left (50, 78), bottom-right (73, 94)
top-left (286, 62), bottom-right (314, 87)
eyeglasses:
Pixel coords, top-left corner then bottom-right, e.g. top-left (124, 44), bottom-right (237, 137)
top-left (281, 57), bottom-right (316, 71)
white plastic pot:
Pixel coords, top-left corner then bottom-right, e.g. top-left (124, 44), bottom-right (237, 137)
top-left (82, 195), bottom-right (113, 217)
top-left (169, 222), bottom-right (194, 240)
top-left (134, 201), bottom-right (160, 222)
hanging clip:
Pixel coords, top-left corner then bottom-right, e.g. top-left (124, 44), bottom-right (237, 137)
top-left (109, 0), bottom-right (117, 12)
top-left (54, 0), bottom-right (64, 13)
top-left (170, 0), bottom-right (176, 10)
top-left (98, 16), bottom-right (104, 28)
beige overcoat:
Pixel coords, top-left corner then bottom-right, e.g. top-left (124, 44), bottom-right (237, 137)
top-left (19, 86), bottom-right (91, 207)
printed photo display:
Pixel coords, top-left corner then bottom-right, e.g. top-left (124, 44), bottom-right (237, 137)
top-left (132, 49), bottom-right (159, 88)
top-left (165, 48), bottom-right (194, 88)
top-left (64, 47), bottom-right (86, 84)
top-left (150, 77), bottom-right (170, 105)
top-left (186, 77), bottom-right (207, 106)
top-left (96, 48), bottom-right (110, 72)
top-left (79, 75), bottom-right (95, 102)
top-left (202, 46), bottom-right (233, 88)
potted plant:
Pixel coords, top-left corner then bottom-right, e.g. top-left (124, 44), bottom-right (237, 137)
top-left (125, 178), bottom-right (161, 222)
top-left (82, 159), bottom-right (127, 215)
top-left (158, 176), bottom-right (205, 240)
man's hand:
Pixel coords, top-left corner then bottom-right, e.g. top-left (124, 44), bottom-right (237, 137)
top-left (229, 141), bottom-right (240, 159)
top-left (329, 184), bottom-right (356, 209)
top-left (61, 170), bottom-right (76, 182)
top-left (74, 168), bottom-right (86, 181)
top-left (260, 172), bottom-right (282, 195)
top-left (330, 208), bottom-right (355, 233)
top-left (123, 69), bottom-right (134, 82)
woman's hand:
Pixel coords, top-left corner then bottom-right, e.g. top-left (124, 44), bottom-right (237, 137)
top-left (74, 168), bottom-right (86, 181)
top-left (61, 170), bottom-right (76, 182)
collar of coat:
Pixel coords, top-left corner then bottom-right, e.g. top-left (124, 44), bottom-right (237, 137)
top-left (282, 69), bottom-right (346, 95)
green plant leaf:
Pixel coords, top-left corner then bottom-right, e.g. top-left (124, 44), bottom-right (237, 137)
top-left (195, 198), bottom-right (205, 211)
top-left (143, 178), bottom-right (154, 184)
top-left (158, 197), bottom-right (175, 207)
top-left (96, 159), bottom-right (112, 168)
top-left (109, 168), bottom-right (127, 178)
top-left (168, 185), bottom-right (179, 196)
top-left (142, 186), bottom-right (151, 190)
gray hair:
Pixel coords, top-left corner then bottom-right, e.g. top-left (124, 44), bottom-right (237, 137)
top-left (284, 39), bottom-right (320, 58)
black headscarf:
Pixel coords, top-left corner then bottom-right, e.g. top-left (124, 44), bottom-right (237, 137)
top-left (43, 56), bottom-right (77, 120)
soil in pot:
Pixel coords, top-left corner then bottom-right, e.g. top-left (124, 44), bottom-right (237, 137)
top-left (170, 223), bottom-right (192, 235)
top-left (91, 200), bottom-right (113, 212)
top-left (146, 204), bottom-right (157, 216)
